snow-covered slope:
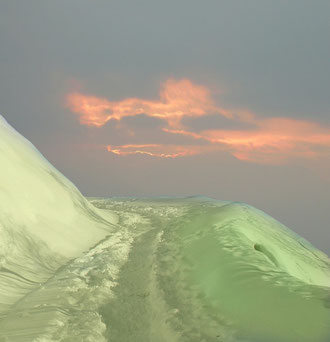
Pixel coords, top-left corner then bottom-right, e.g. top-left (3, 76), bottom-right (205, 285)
top-left (0, 115), bottom-right (116, 257)
top-left (0, 115), bottom-right (329, 341)
top-left (0, 115), bottom-right (117, 315)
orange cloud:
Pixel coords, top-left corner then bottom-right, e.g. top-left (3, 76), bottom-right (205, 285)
top-left (67, 79), bottom-right (232, 128)
top-left (166, 117), bottom-right (330, 164)
top-left (106, 144), bottom-right (208, 158)
top-left (66, 78), bottom-right (330, 164)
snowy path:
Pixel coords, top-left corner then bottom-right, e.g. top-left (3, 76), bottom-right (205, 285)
top-left (0, 198), bottom-right (329, 342)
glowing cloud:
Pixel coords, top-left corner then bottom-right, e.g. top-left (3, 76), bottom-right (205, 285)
top-left (66, 78), bottom-right (330, 164)
top-left (67, 79), bottom-right (231, 128)
top-left (106, 144), bottom-right (206, 158)
top-left (167, 117), bottom-right (330, 164)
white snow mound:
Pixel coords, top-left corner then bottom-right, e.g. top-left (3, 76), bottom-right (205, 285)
top-left (0, 115), bottom-right (116, 258)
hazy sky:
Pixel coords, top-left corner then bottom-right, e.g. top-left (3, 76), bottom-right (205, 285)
top-left (1, 1), bottom-right (329, 254)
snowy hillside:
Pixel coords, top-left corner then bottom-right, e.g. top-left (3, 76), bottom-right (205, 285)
top-left (0, 115), bottom-right (117, 316)
top-left (0, 115), bottom-right (117, 257)
top-left (0, 115), bottom-right (329, 341)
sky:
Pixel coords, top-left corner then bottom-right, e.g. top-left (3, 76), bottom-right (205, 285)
top-left (0, 0), bottom-right (329, 254)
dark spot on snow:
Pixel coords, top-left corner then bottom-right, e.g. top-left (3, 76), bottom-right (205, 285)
top-left (254, 243), bottom-right (279, 267)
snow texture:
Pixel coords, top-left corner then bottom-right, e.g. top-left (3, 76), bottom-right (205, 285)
top-left (0, 115), bottom-right (329, 341)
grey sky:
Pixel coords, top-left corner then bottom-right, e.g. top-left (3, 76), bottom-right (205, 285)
top-left (0, 0), bottom-right (329, 254)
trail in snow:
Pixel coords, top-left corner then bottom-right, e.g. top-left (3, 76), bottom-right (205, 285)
top-left (0, 114), bottom-right (329, 341)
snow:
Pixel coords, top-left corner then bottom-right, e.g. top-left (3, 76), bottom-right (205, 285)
top-left (0, 115), bottom-right (117, 317)
top-left (0, 115), bottom-right (329, 341)
top-left (0, 115), bottom-right (117, 258)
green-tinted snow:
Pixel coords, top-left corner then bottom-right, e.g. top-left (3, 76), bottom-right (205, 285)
top-left (0, 115), bottom-right (329, 341)
top-left (1, 197), bottom-right (328, 341)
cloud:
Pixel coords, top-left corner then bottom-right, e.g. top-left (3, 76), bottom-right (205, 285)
top-left (165, 117), bottom-right (330, 164)
top-left (66, 79), bottom-right (330, 164)
top-left (213, 117), bottom-right (330, 163)
top-left (106, 144), bottom-right (207, 158)
top-left (66, 79), bottom-right (232, 128)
